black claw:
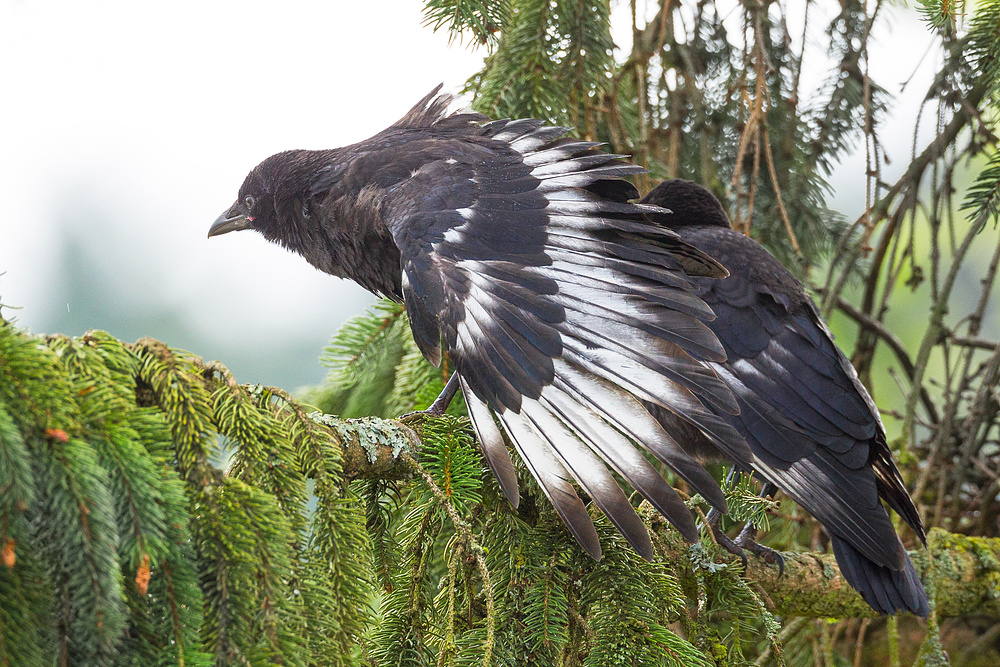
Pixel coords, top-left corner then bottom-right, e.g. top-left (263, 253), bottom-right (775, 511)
top-left (712, 526), bottom-right (749, 571)
top-left (734, 525), bottom-right (785, 575)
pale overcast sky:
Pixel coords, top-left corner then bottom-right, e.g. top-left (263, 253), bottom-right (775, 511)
top-left (0, 0), bottom-right (937, 389)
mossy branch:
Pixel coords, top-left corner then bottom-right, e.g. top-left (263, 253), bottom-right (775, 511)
top-left (651, 521), bottom-right (1000, 620)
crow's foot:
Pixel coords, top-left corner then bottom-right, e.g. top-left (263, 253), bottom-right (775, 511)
top-left (734, 522), bottom-right (785, 576)
top-left (712, 525), bottom-right (749, 571)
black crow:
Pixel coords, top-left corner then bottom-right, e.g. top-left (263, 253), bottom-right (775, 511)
top-left (640, 179), bottom-right (928, 617)
top-left (209, 87), bottom-right (754, 562)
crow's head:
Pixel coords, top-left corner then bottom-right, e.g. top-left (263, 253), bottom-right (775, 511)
top-left (208, 148), bottom-right (403, 296)
top-left (641, 179), bottom-right (731, 229)
top-left (208, 150), bottom-right (326, 246)
top-left (210, 155), bottom-right (277, 239)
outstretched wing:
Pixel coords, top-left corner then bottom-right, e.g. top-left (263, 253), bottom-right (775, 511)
top-left (377, 101), bottom-right (751, 559)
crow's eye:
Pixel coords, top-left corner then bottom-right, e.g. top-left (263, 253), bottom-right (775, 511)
top-left (244, 195), bottom-right (255, 210)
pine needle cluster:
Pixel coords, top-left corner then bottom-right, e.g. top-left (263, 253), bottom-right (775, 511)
top-left (959, 0), bottom-right (1000, 227)
top-left (306, 301), bottom-right (464, 420)
top-left (7, 311), bottom-right (774, 665)
top-left (0, 321), bottom-right (375, 666)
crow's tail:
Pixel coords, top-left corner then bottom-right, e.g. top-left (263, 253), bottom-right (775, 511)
top-left (829, 534), bottom-right (929, 617)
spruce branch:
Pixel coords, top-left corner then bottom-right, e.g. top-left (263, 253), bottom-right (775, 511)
top-left (401, 449), bottom-right (495, 667)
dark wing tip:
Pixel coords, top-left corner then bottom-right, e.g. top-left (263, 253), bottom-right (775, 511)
top-left (581, 533), bottom-right (604, 561)
top-left (634, 532), bottom-right (655, 561)
top-left (559, 504), bottom-right (602, 560)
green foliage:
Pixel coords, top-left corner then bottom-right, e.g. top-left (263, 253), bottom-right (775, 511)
top-left (0, 322), bottom-right (375, 666)
top-left (968, 0), bottom-right (1000, 98)
top-left (521, 555), bottom-right (569, 658)
top-left (918, 0), bottom-right (961, 30)
top-left (580, 527), bottom-right (706, 667)
top-left (422, 0), bottom-right (509, 46)
top-left (469, 0), bottom-right (615, 133)
top-left (721, 473), bottom-right (778, 533)
top-left (962, 149), bottom-right (1000, 226)
top-left (295, 408), bottom-right (377, 665)
top-left (311, 299), bottom-right (411, 418)
top-left (960, 0), bottom-right (1000, 227)
top-left (417, 416), bottom-right (483, 515)
top-left (0, 327), bottom-right (131, 666)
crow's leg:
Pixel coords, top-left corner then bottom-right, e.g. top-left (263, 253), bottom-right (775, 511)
top-left (401, 372), bottom-right (460, 418)
top-left (733, 482), bottom-right (785, 575)
top-left (703, 467), bottom-right (739, 527)
top-left (705, 468), bottom-right (748, 569)
top-left (425, 372), bottom-right (461, 415)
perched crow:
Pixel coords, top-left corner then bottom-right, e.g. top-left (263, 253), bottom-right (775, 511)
top-left (209, 87), bottom-right (754, 562)
top-left (640, 179), bottom-right (928, 617)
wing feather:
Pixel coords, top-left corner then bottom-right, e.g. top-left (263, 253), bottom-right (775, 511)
top-left (461, 376), bottom-right (519, 507)
top-left (539, 383), bottom-right (700, 541)
top-left (518, 398), bottom-right (653, 559)
top-left (500, 408), bottom-right (602, 559)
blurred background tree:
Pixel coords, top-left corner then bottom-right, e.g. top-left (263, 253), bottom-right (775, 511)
top-left (3, 1), bottom-right (1000, 666)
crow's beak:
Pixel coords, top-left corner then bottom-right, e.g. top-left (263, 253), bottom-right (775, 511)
top-left (208, 203), bottom-right (251, 238)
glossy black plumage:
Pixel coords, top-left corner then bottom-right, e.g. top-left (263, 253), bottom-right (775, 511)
top-left (210, 88), bottom-right (752, 561)
top-left (641, 179), bottom-right (929, 617)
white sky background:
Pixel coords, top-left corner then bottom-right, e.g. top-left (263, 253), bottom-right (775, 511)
top-left (0, 0), bottom-right (939, 389)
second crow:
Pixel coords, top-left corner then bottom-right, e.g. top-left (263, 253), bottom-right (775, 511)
top-left (641, 179), bottom-right (928, 617)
